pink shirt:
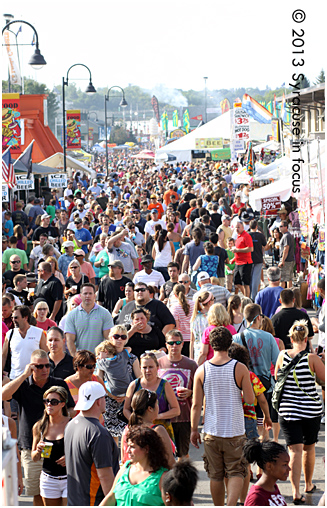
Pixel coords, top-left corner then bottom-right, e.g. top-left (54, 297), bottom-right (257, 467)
top-left (2, 321), bottom-right (9, 346)
top-left (202, 324), bottom-right (237, 360)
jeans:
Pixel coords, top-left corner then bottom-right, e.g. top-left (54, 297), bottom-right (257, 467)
top-left (251, 263), bottom-right (263, 300)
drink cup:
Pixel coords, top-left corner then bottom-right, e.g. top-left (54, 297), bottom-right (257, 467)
top-left (41, 442), bottom-right (53, 459)
top-left (176, 387), bottom-right (184, 398)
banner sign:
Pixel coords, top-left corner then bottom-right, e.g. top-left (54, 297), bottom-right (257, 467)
top-left (88, 127), bottom-right (94, 141)
top-left (98, 126), bottom-right (111, 139)
top-left (234, 139), bottom-right (245, 151)
top-left (195, 138), bottom-right (223, 149)
top-left (2, 93), bottom-right (22, 153)
top-left (234, 108), bottom-right (250, 140)
top-left (66, 110), bottom-right (81, 149)
top-left (2, 183), bottom-right (9, 202)
top-left (48, 174), bottom-right (68, 189)
top-left (261, 196), bottom-right (281, 213)
top-left (3, 30), bottom-right (21, 85)
top-left (271, 119), bottom-right (280, 142)
top-left (15, 174), bottom-right (34, 190)
top-left (211, 148), bottom-right (231, 160)
top-left (170, 129), bottom-right (186, 139)
top-left (191, 115), bottom-right (203, 121)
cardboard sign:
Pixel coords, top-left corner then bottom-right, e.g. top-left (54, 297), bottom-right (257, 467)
top-left (2, 184), bottom-right (9, 202)
top-left (195, 138), bottom-right (223, 149)
top-left (261, 196), bottom-right (281, 213)
top-left (15, 174), bottom-right (34, 190)
top-left (48, 174), bottom-right (68, 189)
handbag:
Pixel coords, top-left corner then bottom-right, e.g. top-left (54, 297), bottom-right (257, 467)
top-left (240, 332), bottom-right (271, 390)
top-left (116, 403), bottom-right (128, 424)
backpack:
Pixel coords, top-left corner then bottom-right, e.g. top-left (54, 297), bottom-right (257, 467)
top-left (271, 350), bottom-right (307, 412)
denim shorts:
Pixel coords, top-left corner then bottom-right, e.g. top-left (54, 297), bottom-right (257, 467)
top-left (244, 417), bottom-right (259, 439)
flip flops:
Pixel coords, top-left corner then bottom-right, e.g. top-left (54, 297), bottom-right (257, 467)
top-left (305, 485), bottom-right (317, 494)
top-left (293, 495), bottom-right (306, 505)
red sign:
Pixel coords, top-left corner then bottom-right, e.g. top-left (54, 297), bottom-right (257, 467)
top-left (191, 115), bottom-right (203, 121)
top-left (261, 196), bottom-right (281, 214)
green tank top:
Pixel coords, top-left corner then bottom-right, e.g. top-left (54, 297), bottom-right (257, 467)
top-left (114, 460), bottom-right (166, 506)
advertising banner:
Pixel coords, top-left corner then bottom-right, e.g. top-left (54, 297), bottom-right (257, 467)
top-left (170, 129), bottom-right (186, 139)
top-left (15, 174), bottom-right (34, 190)
top-left (261, 196), bottom-right (281, 213)
top-left (211, 148), bottom-right (231, 160)
top-left (195, 138), bottom-right (223, 149)
top-left (88, 127), bottom-right (94, 141)
top-left (98, 126), bottom-right (111, 140)
top-left (2, 93), bottom-right (22, 153)
top-left (3, 30), bottom-right (21, 85)
top-left (2, 183), bottom-right (9, 202)
top-left (48, 174), bottom-right (68, 189)
top-left (66, 110), bottom-right (81, 149)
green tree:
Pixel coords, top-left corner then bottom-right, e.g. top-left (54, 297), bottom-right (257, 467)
top-left (109, 126), bottom-right (136, 145)
top-left (313, 69), bottom-right (325, 85)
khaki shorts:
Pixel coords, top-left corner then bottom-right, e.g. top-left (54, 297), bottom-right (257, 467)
top-left (21, 449), bottom-right (43, 496)
top-left (217, 277), bottom-right (225, 287)
top-left (280, 261), bottom-right (294, 282)
top-left (203, 433), bottom-right (248, 481)
top-left (226, 273), bottom-right (233, 290)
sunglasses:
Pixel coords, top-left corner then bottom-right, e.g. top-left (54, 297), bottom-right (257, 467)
top-left (70, 266), bottom-right (79, 269)
top-left (43, 398), bottom-right (62, 406)
top-left (10, 260), bottom-right (20, 264)
top-left (179, 280), bottom-right (190, 284)
top-left (37, 308), bottom-right (48, 311)
top-left (34, 363), bottom-right (51, 370)
top-left (166, 340), bottom-right (183, 346)
top-left (112, 334), bottom-right (128, 340)
top-left (134, 288), bottom-right (147, 293)
top-left (82, 364), bottom-right (96, 370)
top-left (140, 352), bottom-right (157, 359)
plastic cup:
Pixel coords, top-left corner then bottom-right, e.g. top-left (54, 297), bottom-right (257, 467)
top-left (41, 442), bottom-right (53, 458)
top-left (176, 387), bottom-right (184, 398)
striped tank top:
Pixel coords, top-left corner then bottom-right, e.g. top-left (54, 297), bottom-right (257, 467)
top-left (203, 359), bottom-right (245, 438)
top-left (279, 351), bottom-right (323, 421)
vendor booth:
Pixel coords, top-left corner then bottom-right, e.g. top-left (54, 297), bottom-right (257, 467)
top-left (39, 152), bottom-right (96, 179)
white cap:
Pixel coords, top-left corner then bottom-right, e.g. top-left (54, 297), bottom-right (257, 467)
top-left (74, 381), bottom-right (106, 411)
top-left (197, 271), bottom-right (210, 282)
top-left (62, 241), bottom-right (74, 248)
top-left (41, 213), bottom-right (51, 220)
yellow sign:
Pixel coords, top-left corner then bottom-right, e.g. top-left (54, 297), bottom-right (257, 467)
top-left (195, 138), bottom-right (223, 149)
top-left (170, 129), bottom-right (186, 139)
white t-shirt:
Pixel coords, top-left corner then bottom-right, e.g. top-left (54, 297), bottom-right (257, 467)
top-left (132, 269), bottom-right (165, 289)
top-left (8, 326), bottom-right (44, 379)
top-left (144, 219), bottom-right (167, 237)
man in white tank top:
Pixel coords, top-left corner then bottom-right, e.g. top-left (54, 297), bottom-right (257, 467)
top-left (190, 326), bottom-right (254, 506)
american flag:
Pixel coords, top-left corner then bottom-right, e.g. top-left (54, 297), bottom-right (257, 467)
top-left (2, 147), bottom-right (17, 189)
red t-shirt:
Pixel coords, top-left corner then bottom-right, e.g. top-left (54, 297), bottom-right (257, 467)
top-left (148, 202), bottom-right (164, 219)
top-left (245, 484), bottom-right (287, 506)
top-left (231, 202), bottom-right (245, 214)
top-left (235, 230), bottom-right (253, 265)
top-left (37, 319), bottom-right (57, 332)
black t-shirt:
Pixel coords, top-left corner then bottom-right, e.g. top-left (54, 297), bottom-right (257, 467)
top-left (35, 274), bottom-right (63, 313)
top-left (33, 225), bottom-right (59, 242)
top-left (271, 308), bottom-right (314, 349)
top-left (190, 208), bottom-right (200, 222)
top-left (97, 276), bottom-right (131, 313)
top-left (177, 201), bottom-right (190, 221)
top-left (8, 288), bottom-right (30, 306)
top-left (117, 299), bottom-right (176, 331)
top-left (250, 231), bottom-right (267, 264)
top-left (126, 328), bottom-right (166, 359)
top-left (210, 213), bottom-right (222, 229)
top-left (65, 274), bottom-right (89, 295)
top-left (135, 218), bottom-right (147, 235)
top-left (213, 246), bottom-right (229, 277)
top-left (3, 269), bottom-right (27, 287)
top-left (49, 353), bottom-right (75, 379)
top-left (12, 375), bottom-right (75, 449)
top-left (183, 192), bottom-right (196, 201)
top-left (12, 210), bottom-right (29, 233)
top-left (96, 196), bottom-right (108, 210)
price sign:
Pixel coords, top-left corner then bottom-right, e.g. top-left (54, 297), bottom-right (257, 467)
top-left (261, 196), bottom-right (281, 214)
top-left (16, 174), bottom-right (34, 190)
top-left (48, 174), bottom-right (68, 189)
top-left (234, 108), bottom-right (250, 140)
top-left (2, 183), bottom-right (9, 202)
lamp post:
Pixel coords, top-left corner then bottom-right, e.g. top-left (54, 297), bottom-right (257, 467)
top-left (104, 86), bottom-right (128, 176)
top-left (2, 18), bottom-right (47, 91)
top-left (87, 111), bottom-right (98, 151)
top-left (62, 64), bottom-right (96, 173)
top-left (203, 76), bottom-right (208, 123)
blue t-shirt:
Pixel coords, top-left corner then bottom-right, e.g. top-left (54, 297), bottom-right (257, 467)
top-left (73, 228), bottom-right (92, 254)
top-left (4, 219), bottom-right (14, 238)
top-left (233, 329), bottom-right (280, 392)
top-left (255, 286), bottom-right (284, 318)
top-left (184, 241), bottom-right (205, 270)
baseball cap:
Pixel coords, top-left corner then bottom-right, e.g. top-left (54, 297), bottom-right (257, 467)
top-left (141, 254), bottom-right (154, 264)
top-left (74, 249), bottom-right (85, 256)
top-left (92, 243), bottom-right (103, 253)
top-left (62, 241), bottom-right (74, 248)
top-left (235, 191), bottom-right (242, 198)
top-left (222, 215), bottom-right (231, 221)
top-left (41, 213), bottom-right (51, 220)
top-left (197, 271), bottom-right (210, 282)
top-left (26, 272), bottom-right (37, 284)
top-left (74, 218), bottom-right (82, 224)
top-left (76, 200), bottom-right (84, 205)
top-left (108, 260), bottom-right (124, 272)
top-left (150, 194), bottom-right (157, 199)
top-left (75, 381), bottom-right (106, 411)
top-left (150, 208), bottom-right (158, 214)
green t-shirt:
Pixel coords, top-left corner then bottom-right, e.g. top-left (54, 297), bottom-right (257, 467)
top-left (46, 205), bottom-right (56, 224)
top-left (95, 249), bottom-right (110, 279)
top-left (2, 248), bottom-right (28, 270)
top-left (225, 248), bottom-right (235, 276)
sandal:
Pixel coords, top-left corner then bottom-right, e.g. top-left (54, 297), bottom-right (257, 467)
top-left (305, 485), bottom-right (316, 494)
top-left (293, 495), bottom-right (306, 505)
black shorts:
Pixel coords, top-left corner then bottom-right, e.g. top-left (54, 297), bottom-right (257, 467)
top-left (279, 415), bottom-right (321, 446)
top-left (172, 422), bottom-right (191, 457)
top-left (255, 390), bottom-right (278, 423)
top-left (234, 263), bottom-right (252, 287)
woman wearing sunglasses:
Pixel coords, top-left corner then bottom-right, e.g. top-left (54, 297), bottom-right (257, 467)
top-left (64, 350), bottom-right (106, 414)
top-left (34, 301), bottom-right (57, 332)
top-left (63, 261), bottom-right (89, 300)
top-left (31, 386), bottom-right (70, 506)
top-left (95, 326), bottom-right (141, 445)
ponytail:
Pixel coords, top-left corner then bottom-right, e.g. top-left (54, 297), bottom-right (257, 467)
top-left (227, 295), bottom-right (241, 326)
top-left (192, 228), bottom-right (202, 247)
top-left (174, 283), bottom-right (190, 316)
top-left (243, 438), bottom-right (287, 470)
top-left (158, 229), bottom-right (168, 252)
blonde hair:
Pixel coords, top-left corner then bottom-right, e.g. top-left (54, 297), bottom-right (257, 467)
top-left (288, 319), bottom-right (309, 343)
top-left (34, 301), bottom-right (49, 317)
top-left (191, 291), bottom-right (212, 322)
top-left (207, 303), bottom-right (230, 326)
top-left (109, 325), bottom-right (128, 339)
top-left (45, 256), bottom-right (59, 271)
top-left (210, 277), bottom-right (219, 285)
top-left (69, 259), bottom-right (80, 269)
top-left (95, 340), bottom-right (117, 357)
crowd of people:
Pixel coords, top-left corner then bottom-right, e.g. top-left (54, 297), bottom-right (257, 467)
top-left (2, 154), bottom-right (325, 506)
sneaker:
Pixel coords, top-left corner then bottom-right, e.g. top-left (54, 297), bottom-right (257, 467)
top-left (321, 416), bottom-right (325, 424)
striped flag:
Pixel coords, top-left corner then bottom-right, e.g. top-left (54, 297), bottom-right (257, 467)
top-left (281, 92), bottom-right (287, 123)
top-left (246, 141), bottom-right (254, 177)
top-left (273, 94), bottom-right (277, 117)
top-left (183, 109), bottom-right (190, 133)
top-left (2, 147), bottom-right (17, 189)
top-left (172, 110), bottom-right (179, 127)
top-left (16, 139), bottom-right (34, 179)
top-left (161, 111), bottom-right (168, 132)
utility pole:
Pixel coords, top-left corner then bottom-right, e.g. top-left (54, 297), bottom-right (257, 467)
top-left (204, 76), bottom-right (208, 123)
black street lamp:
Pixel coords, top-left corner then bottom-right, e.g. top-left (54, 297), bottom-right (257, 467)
top-left (2, 19), bottom-right (46, 87)
top-left (104, 86), bottom-right (128, 176)
top-left (87, 111), bottom-right (98, 150)
top-left (62, 64), bottom-right (96, 172)
top-left (203, 77), bottom-right (208, 123)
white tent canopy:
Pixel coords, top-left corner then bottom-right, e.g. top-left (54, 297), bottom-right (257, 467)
top-left (39, 153), bottom-right (96, 179)
top-left (254, 156), bottom-right (292, 181)
top-left (249, 177), bottom-right (293, 211)
top-left (155, 111), bottom-right (272, 163)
